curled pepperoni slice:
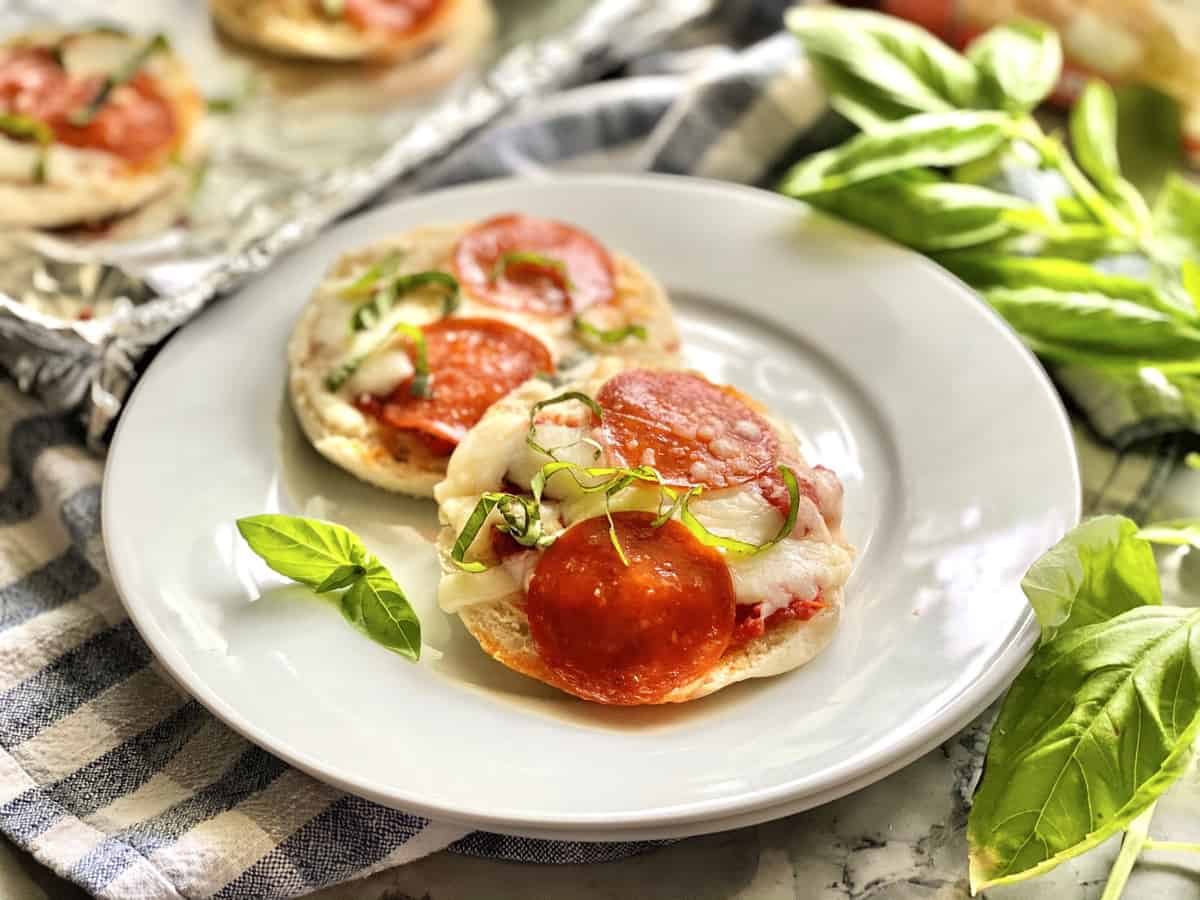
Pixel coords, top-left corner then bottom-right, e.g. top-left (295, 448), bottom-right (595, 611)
top-left (597, 369), bottom-right (780, 490)
top-left (0, 47), bottom-right (178, 166)
top-left (526, 511), bottom-right (735, 705)
top-left (362, 317), bottom-right (553, 456)
top-left (452, 214), bottom-right (616, 316)
top-left (343, 0), bottom-right (448, 35)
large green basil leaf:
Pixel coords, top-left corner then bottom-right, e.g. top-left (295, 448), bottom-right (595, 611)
top-left (1019, 516), bottom-right (1160, 643)
top-left (786, 7), bottom-right (978, 124)
top-left (968, 20), bottom-right (1062, 112)
top-left (778, 110), bottom-right (1012, 197)
top-left (340, 567), bottom-right (421, 660)
top-left (937, 253), bottom-right (1187, 319)
top-left (968, 605), bottom-right (1200, 891)
top-left (236, 515), bottom-right (368, 589)
top-left (983, 286), bottom-right (1200, 363)
top-left (810, 178), bottom-right (1045, 251)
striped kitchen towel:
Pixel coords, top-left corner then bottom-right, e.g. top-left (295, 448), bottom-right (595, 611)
top-left (0, 17), bottom-right (1191, 900)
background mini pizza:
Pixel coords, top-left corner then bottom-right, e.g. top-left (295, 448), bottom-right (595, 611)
top-left (434, 357), bottom-right (855, 705)
top-left (210, 0), bottom-right (491, 63)
top-left (0, 29), bottom-right (204, 230)
top-left (288, 215), bottom-right (681, 497)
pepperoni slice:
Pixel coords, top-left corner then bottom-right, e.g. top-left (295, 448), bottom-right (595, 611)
top-left (343, 0), bottom-right (448, 35)
top-left (597, 370), bottom-right (781, 490)
top-left (0, 46), bottom-right (178, 166)
top-left (363, 317), bottom-right (553, 456)
top-left (526, 511), bottom-right (735, 705)
top-left (452, 214), bottom-right (616, 316)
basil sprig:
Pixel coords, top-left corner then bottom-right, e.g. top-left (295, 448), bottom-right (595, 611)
top-left (0, 114), bottom-right (52, 184)
top-left (236, 515), bottom-right (420, 660)
top-left (781, 7), bottom-right (1200, 436)
top-left (69, 33), bottom-right (169, 127)
top-left (572, 317), bottom-right (648, 345)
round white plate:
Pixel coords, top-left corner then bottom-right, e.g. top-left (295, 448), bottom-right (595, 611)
top-left (104, 175), bottom-right (1080, 839)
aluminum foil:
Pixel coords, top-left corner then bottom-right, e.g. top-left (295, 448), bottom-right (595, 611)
top-left (0, 0), bottom-right (712, 447)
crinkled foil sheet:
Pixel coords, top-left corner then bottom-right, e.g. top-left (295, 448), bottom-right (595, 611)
top-left (0, 0), bottom-right (711, 447)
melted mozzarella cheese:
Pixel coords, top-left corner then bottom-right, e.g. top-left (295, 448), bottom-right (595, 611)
top-left (727, 538), bottom-right (854, 618)
top-left (439, 566), bottom-right (519, 613)
top-left (344, 349), bottom-right (414, 397)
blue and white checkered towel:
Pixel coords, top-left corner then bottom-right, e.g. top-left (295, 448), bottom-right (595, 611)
top-left (0, 15), bottom-right (1189, 900)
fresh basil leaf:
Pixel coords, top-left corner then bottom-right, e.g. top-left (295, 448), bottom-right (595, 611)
top-left (314, 564), bottom-right (366, 594)
top-left (340, 568), bottom-right (420, 660)
top-left (351, 271), bottom-right (459, 332)
top-left (1152, 173), bottom-right (1200, 264)
top-left (1070, 80), bottom-right (1120, 191)
top-left (526, 390), bottom-right (603, 459)
top-left (678, 465), bottom-right (801, 557)
top-left (968, 20), bottom-right (1061, 113)
top-left (573, 318), bottom-right (647, 345)
top-left (1136, 519), bottom-right (1200, 549)
top-left (1182, 260), bottom-right (1200, 315)
top-left (69, 33), bottom-right (169, 126)
top-left (1020, 516), bottom-right (1160, 643)
top-left (449, 492), bottom-right (553, 572)
top-left (787, 7), bottom-right (978, 122)
top-left (967, 605), bottom-right (1200, 891)
top-left (810, 177), bottom-right (1047, 251)
top-left (0, 113), bottom-right (52, 146)
top-left (983, 286), bottom-right (1200, 363)
top-left (936, 253), bottom-right (1187, 320)
top-left (778, 111), bottom-right (1012, 197)
top-left (1054, 195), bottom-right (1094, 224)
top-left (236, 514), bottom-right (367, 589)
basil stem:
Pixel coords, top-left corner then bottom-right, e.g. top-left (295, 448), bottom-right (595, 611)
top-left (69, 33), bottom-right (169, 127)
top-left (350, 271), bottom-right (459, 332)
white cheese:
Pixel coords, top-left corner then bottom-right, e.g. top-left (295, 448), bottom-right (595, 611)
top-left (344, 349), bottom-right (414, 398)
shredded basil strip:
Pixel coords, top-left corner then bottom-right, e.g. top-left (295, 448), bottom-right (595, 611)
top-left (340, 252), bottom-right (406, 299)
top-left (351, 271), bottom-right (460, 332)
top-left (573, 318), bottom-right (648, 344)
top-left (491, 251), bottom-right (573, 288)
top-left (0, 114), bottom-right (52, 184)
top-left (678, 465), bottom-right (802, 556)
top-left (69, 33), bottom-right (169, 126)
top-left (450, 492), bottom-right (552, 572)
top-left (324, 322), bottom-right (431, 396)
top-left (526, 390), bottom-right (604, 458)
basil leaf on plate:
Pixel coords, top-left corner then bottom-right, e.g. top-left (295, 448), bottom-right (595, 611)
top-left (786, 7), bottom-right (979, 122)
top-left (1070, 80), bottom-right (1121, 192)
top-left (1020, 516), bottom-right (1160, 643)
top-left (236, 514), bottom-right (368, 589)
top-left (983, 287), bottom-right (1200, 363)
top-left (1137, 519), bottom-right (1200, 549)
top-left (778, 111), bottom-right (1012, 197)
top-left (236, 514), bottom-right (421, 660)
top-left (810, 177), bottom-right (1045, 251)
top-left (968, 20), bottom-right (1062, 113)
top-left (936, 253), bottom-right (1187, 319)
top-left (968, 605), bottom-right (1200, 891)
top-left (340, 568), bottom-right (421, 661)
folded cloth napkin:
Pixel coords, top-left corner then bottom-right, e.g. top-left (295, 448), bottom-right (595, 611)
top-left (0, 18), bottom-right (1190, 900)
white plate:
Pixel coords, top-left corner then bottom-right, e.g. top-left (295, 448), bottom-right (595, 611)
top-left (103, 175), bottom-right (1080, 839)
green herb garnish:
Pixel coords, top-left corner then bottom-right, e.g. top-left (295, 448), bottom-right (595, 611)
top-left (572, 318), bottom-right (647, 345)
top-left (69, 33), bottom-right (170, 127)
top-left (324, 321), bottom-right (431, 399)
top-left (491, 251), bottom-right (573, 289)
top-left (351, 271), bottom-right (459, 332)
top-left (236, 515), bottom-right (420, 659)
top-left (0, 114), bottom-right (53, 184)
top-left (450, 493), bottom-right (554, 572)
top-left (525, 390), bottom-right (604, 459)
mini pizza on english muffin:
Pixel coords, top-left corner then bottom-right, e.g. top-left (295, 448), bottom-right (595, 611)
top-left (287, 214), bottom-right (681, 497)
top-left (210, 0), bottom-right (491, 64)
top-left (0, 29), bottom-right (204, 230)
top-left (434, 357), bottom-right (855, 705)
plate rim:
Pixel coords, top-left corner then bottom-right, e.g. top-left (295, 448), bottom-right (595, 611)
top-left (103, 172), bottom-right (1081, 838)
